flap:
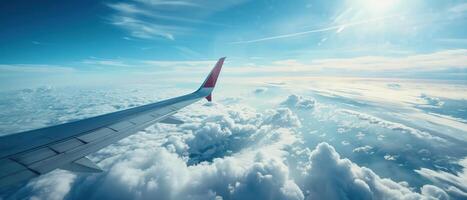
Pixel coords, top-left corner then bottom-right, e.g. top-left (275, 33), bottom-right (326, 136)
top-left (159, 116), bottom-right (184, 125)
top-left (61, 157), bottom-right (102, 173)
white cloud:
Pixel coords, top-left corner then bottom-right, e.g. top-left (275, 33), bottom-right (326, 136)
top-left (280, 95), bottom-right (315, 110)
top-left (449, 3), bottom-right (467, 13)
top-left (217, 50), bottom-right (467, 76)
top-left (355, 132), bottom-right (366, 140)
top-left (297, 142), bottom-right (444, 200)
top-left (109, 15), bottom-right (181, 40)
top-left (415, 157), bottom-right (467, 199)
top-left (315, 49), bottom-right (467, 71)
top-left (340, 109), bottom-right (446, 142)
top-left (420, 93), bottom-right (444, 108)
top-left (32, 102), bottom-right (303, 200)
top-left (384, 154), bottom-right (397, 161)
top-left (420, 185), bottom-right (449, 200)
top-left (82, 59), bottom-right (130, 67)
top-left (2, 95), bottom-right (298, 199)
top-left (106, 0), bottom-right (244, 40)
top-left (352, 145), bottom-right (373, 154)
top-left (107, 3), bottom-right (153, 15)
top-left (135, 0), bottom-right (200, 7)
top-left (141, 60), bottom-right (216, 68)
top-left (1, 83), bottom-right (465, 200)
top-left (11, 170), bottom-right (76, 200)
top-left (229, 153), bottom-right (304, 200)
top-left (302, 49), bottom-right (467, 71)
top-left (0, 64), bottom-right (75, 73)
top-left (262, 108), bottom-right (301, 128)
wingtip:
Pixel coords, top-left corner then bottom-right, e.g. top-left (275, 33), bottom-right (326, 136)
top-left (196, 57), bottom-right (225, 101)
top-left (200, 57), bottom-right (225, 89)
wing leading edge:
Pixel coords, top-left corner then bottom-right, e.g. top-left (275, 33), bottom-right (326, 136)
top-left (0, 57), bottom-right (226, 187)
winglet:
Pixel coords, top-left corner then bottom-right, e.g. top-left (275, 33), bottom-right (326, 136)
top-left (197, 57), bottom-right (225, 101)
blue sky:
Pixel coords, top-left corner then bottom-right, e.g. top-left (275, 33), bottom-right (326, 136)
top-left (0, 0), bottom-right (466, 88)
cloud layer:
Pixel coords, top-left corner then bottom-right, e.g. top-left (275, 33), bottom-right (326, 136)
top-left (1, 79), bottom-right (466, 200)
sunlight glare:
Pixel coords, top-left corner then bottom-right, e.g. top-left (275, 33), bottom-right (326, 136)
top-left (355, 0), bottom-right (400, 15)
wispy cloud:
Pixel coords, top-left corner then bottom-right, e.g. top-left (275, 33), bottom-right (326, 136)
top-left (110, 15), bottom-right (183, 40)
top-left (4, 49), bottom-right (465, 79)
top-left (108, 3), bottom-right (223, 26)
top-left (107, 3), bottom-right (152, 15)
top-left (416, 157), bottom-right (467, 195)
top-left (230, 15), bottom-right (401, 44)
top-left (222, 49), bottom-right (467, 76)
top-left (134, 0), bottom-right (200, 7)
top-left (31, 41), bottom-right (54, 46)
top-left (79, 58), bottom-right (217, 71)
top-left (142, 60), bottom-right (215, 67)
top-left (106, 2), bottom-right (192, 40)
top-left (449, 3), bottom-right (467, 13)
top-left (437, 38), bottom-right (467, 45)
top-left (82, 59), bottom-right (130, 67)
top-left (0, 64), bottom-right (75, 73)
top-left (106, 1), bottom-right (239, 41)
top-left (309, 49), bottom-right (467, 71)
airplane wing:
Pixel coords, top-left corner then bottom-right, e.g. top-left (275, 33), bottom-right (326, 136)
top-left (0, 57), bottom-right (226, 187)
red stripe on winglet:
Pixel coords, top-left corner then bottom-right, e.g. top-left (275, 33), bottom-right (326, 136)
top-left (203, 57), bottom-right (225, 88)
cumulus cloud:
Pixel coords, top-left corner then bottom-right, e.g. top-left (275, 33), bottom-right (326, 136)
top-left (229, 153), bottom-right (304, 200)
top-left (352, 145), bottom-right (373, 154)
top-left (262, 108), bottom-right (301, 128)
top-left (10, 170), bottom-right (76, 200)
top-left (1, 86), bottom-right (463, 200)
top-left (420, 94), bottom-right (445, 107)
top-left (297, 142), bottom-right (445, 200)
top-left (280, 95), bottom-right (315, 110)
top-left (384, 154), bottom-right (397, 161)
top-left (4, 99), bottom-right (304, 200)
top-left (421, 185), bottom-right (449, 200)
top-left (11, 140), bottom-right (447, 200)
top-left (355, 132), bottom-right (366, 140)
